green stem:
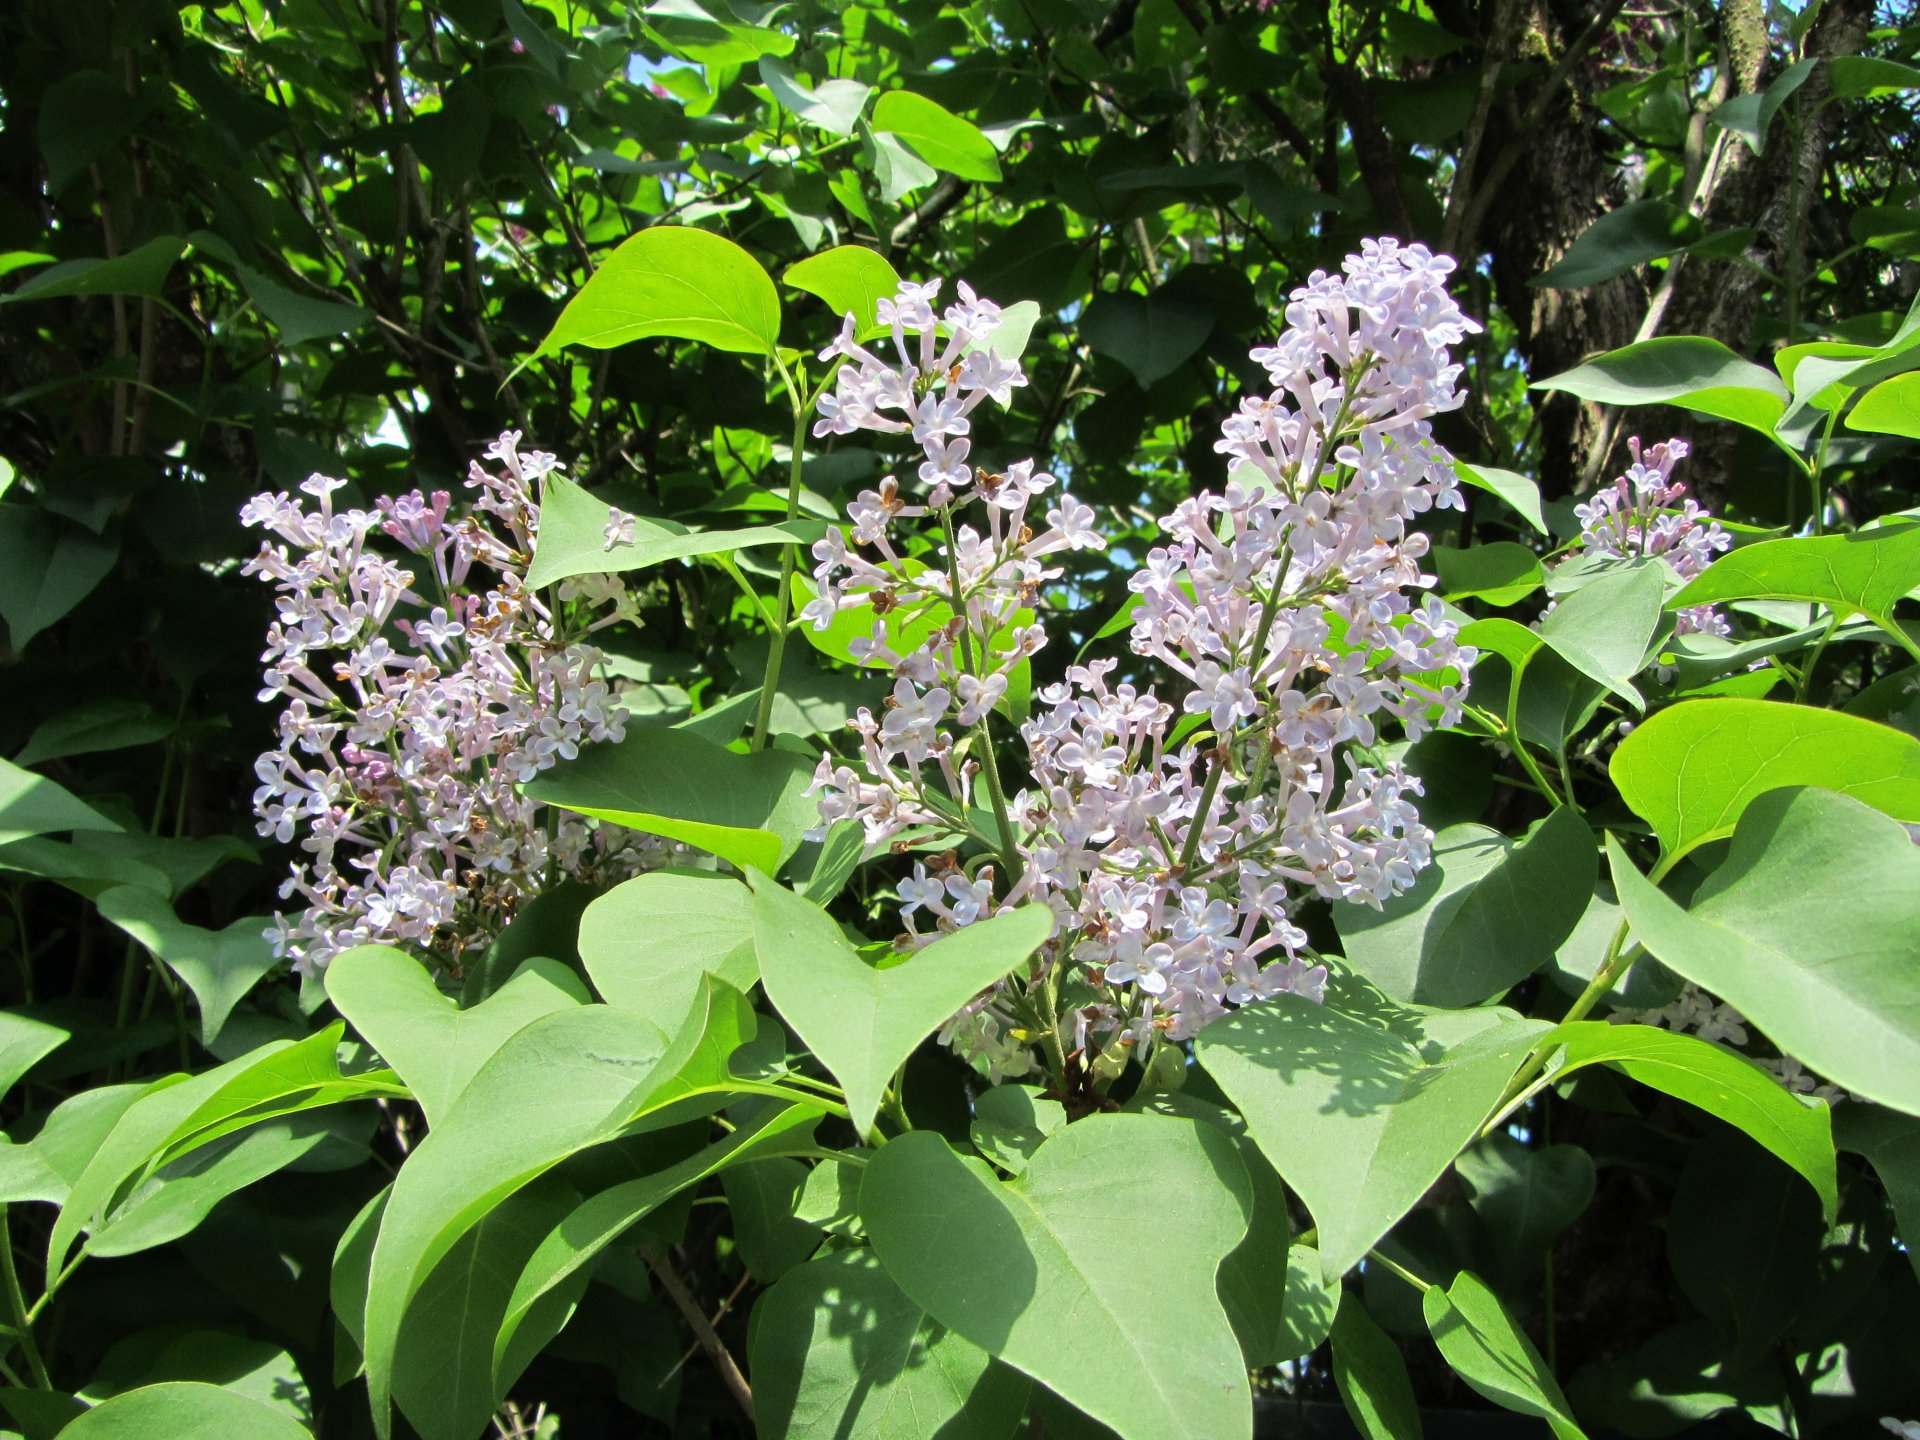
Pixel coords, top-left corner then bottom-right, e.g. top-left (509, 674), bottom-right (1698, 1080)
top-left (1809, 404), bottom-right (1839, 534)
top-left (1796, 613), bottom-right (1842, 705)
top-left (1503, 656), bottom-right (1565, 808)
top-left (6, 892), bottom-right (31, 1007)
top-left (715, 555), bottom-right (779, 631)
top-left (879, 1083), bottom-right (912, 1135)
top-left (1178, 756), bottom-right (1229, 873)
top-left (1367, 1248), bottom-right (1432, 1294)
top-left (1485, 847), bottom-right (1674, 1128)
top-left (1874, 614), bottom-right (1920, 672)
top-left (935, 508), bottom-right (1023, 883)
top-left (750, 355), bottom-right (809, 753)
top-left (1017, 987), bottom-right (1071, 1096)
top-left (0, 1209), bottom-right (49, 1389)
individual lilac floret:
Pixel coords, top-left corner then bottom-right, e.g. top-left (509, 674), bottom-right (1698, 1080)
top-left (1570, 436), bottom-right (1731, 641)
top-left (241, 432), bottom-right (670, 974)
top-left (806, 240), bottom-right (1480, 1073)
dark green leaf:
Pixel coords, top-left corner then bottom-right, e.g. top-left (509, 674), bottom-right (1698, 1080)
top-left (524, 725), bottom-right (819, 875)
top-left (0, 507), bottom-right (118, 651)
top-left (93, 888), bottom-right (278, 1047)
top-left (5, 237), bottom-right (185, 302)
top-left (1080, 291), bottom-right (1213, 389)
top-left (1455, 1135), bottom-right (1594, 1288)
top-left (1666, 1128), bottom-right (1822, 1361)
top-left (1331, 1293), bottom-right (1422, 1440)
top-left (860, 1117), bottom-right (1253, 1440)
top-left (12, 699), bottom-right (173, 768)
top-left (1533, 201), bottom-right (1701, 290)
top-left (1335, 808), bottom-right (1595, 1007)
top-left (751, 1248), bottom-right (1030, 1440)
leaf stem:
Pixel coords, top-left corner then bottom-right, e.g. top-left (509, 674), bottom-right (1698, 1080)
top-left (0, 1209), bottom-right (49, 1389)
top-left (1795, 613), bottom-right (1842, 704)
top-left (1502, 655), bottom-right (1565, 808)
top-left (1366, 1248), bottom-right (1432, 1294)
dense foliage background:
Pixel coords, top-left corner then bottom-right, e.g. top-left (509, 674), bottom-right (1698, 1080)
top-left (1, 0), bottom-right (1918, 1436)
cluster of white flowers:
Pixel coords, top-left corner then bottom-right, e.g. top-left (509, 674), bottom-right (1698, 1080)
top-left (1625, 982), bottom-right (1844, 1103)
top-left (241, 432), bottom-right (669, 974)
top-left (808, 240), bottom-right (1480, 1076)
top-left (1568, 436), bottom-right (1730, 641)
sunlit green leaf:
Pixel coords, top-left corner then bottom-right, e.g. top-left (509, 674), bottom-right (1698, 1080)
top-left (1196, 976), bottom-right (1548, 1281)
top-left (748, 872), bottom-right (1051, 1135)
top-left (534, 226), bottom-right (780, 360)
top-left (1607, 788), bottom-right (1920, 1119)
top-left (1609, 699), bottom-right (1920, 860)
top-left (1423, 1271), bottom-right (1588, 1438)
top-left (525, 473), bottom-right (821, 590)
top-left (783, 246), bottom-right (901, 332)
top-left (871, 92), bottom-right (1000, 183)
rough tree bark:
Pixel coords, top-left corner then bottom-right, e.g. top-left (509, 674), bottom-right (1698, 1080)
top-left (1433, 0), bottom-right (1646, 499)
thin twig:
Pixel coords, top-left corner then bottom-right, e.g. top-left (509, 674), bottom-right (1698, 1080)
top-left (657, 1268), bottom-right (754, 1387)
top-left (639, 1244), bottom-right (754, 1426)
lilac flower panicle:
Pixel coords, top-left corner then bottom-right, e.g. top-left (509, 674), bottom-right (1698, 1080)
top-left (806, 241), bottom-right (1481, 1076)
top-left (1567, 436), bottom-right (1731, 641)
top-left (242, 432), bottom-right (675, 974)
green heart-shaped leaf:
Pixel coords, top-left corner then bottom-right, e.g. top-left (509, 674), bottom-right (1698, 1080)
top-left (532, 225), bottom-right (779, 359)
top-left (748, 872), bottom-right (1052, 1135)
top-left (324, 946), bottom-right (589, 1127)
top-left (1197, 978), bottom-right (1548, 1282)
top-left (576, 872), bottom-right (757, 1030)
top-left (1610, 700), bottom-right (1920, 862)
top-left (860, 1115), bottom-right (1253, 1440)
top-left (1608, 787), bottom-right (1920, 1118)
top-left (526, 726), bottom-right (819, 876)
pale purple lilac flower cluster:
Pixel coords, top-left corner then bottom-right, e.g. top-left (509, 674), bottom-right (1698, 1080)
top-left (1569, 436), bottom-right (1730, 640)
top-left (241, 433), bottom-right (667, 974)
top-left (808, 240), bottom-right (1480, 1075)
